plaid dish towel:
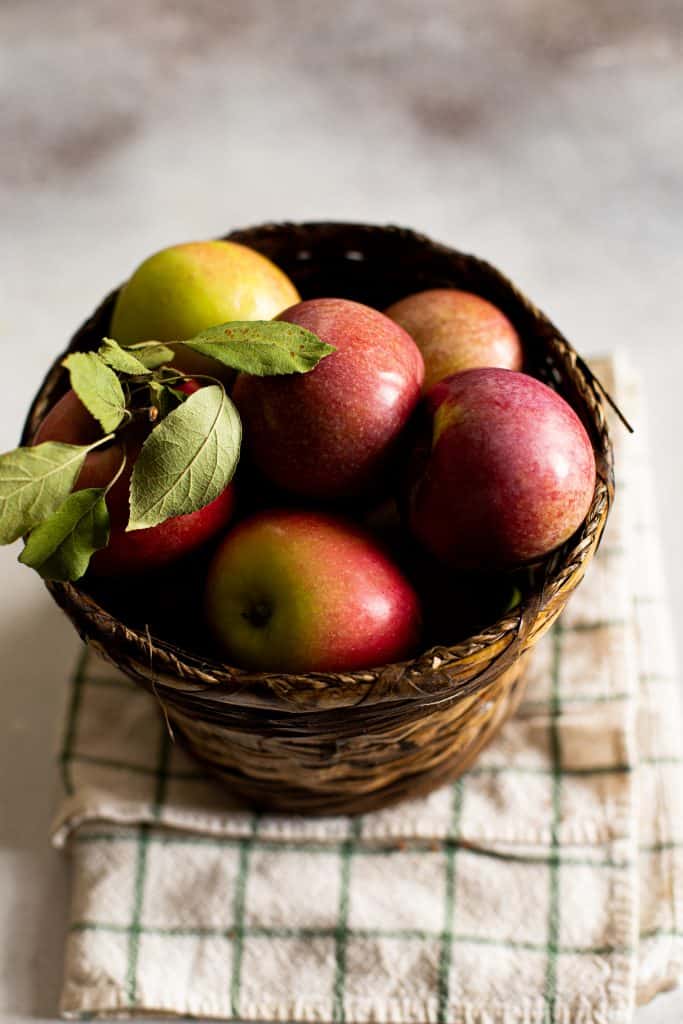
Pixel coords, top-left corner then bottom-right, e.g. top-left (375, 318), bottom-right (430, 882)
top-left (53, 356), bottom-right (682, 1024)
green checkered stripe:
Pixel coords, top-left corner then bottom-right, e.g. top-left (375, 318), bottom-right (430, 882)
top-left (57, 358), bottom-right (683, 1022)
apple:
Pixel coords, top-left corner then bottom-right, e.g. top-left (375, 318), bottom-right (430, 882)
top-left (232, 298), bottom-right (425, 499)
top-left (204, 509), bottom-right (422, 673)
top-left (33, 386), bottom-right (235, 575)
top-left (109, 240), bottom-right (300, 381)
top-left (385, 288), bottom-right (523, 391)
top-left (408, 368), bottom-right (596, 569)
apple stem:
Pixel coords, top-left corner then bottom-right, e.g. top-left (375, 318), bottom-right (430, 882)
top-left (160, 371), bottom-right (226, 391)
top-left (82, 432), bottom-right (116, 454)
top-left (126, 405), bottom-right (158, 423)
top-left (104, 445), bottom-right (128, 496)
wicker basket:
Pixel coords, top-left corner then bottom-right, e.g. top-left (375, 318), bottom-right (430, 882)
top-left (22, 222), bottom-right (614, 815)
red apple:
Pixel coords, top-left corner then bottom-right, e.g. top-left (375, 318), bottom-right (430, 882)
top-left (33, 386), bottom-right (235, 575)
top-left (385, 288), bottom-right (523, 391)
top-left (408, 368), bottom-right (596, 569)
top-left (232, 298), bottom-right (424, 499)
top-left (204, 510), bottom-right (422, 672)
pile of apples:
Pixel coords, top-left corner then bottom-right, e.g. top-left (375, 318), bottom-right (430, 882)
top-left (36, 239), bottom-right (596, 675)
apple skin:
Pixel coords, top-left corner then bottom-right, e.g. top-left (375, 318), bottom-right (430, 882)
top-left (408, 368), bottom-right (596, 570)
top-left (109, 240), bottom-right (300, 381)
top-left (204, 509), bottom-right (422, 673)
top-left (385, 288), bottom-right (523, 392)
top-left (232, 298), bottom-right (425, 499)
top-left (33, 386), bottom-right (235, 575)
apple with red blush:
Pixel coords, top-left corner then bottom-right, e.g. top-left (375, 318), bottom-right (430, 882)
top-left (385, 288), bottom-right (523, 391)
top-left (33, 385), bottom-right (235, 575)
top-left (232, 298), bottom-right (424, 500)
top-left (204, 509), bottom-right (422, 673)
top-left (407, 368), bottom-right (596, 570)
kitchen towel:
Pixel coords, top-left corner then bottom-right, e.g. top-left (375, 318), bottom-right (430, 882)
top-left (53, 356), bottom-right (683, 1023)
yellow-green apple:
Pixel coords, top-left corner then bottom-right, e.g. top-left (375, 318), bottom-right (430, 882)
top-left (408, 368), bottom-right (596, 569)
top-left (232, 298), bottom-right (425, 499)
top-left (385, 288), bottom-right (523, 391)
top-left (204, 509), bottom-right (422, 672)
top-left (33, 386), bottom-right (235, 575)
top-left (110, 240), bottom-right (300, 380)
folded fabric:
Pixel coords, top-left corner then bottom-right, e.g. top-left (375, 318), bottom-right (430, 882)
top-left (54, 356), bottom-right (683, 1023)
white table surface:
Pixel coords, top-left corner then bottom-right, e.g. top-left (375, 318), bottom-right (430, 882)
top-left (1, 2), bottom-right (682, 1021)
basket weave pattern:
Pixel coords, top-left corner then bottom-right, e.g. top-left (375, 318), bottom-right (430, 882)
top-left (23, 223), bottom-right (614, 814)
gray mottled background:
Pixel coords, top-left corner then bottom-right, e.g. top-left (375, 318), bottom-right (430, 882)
top-left (1, 2), bottom-right (682, 1021)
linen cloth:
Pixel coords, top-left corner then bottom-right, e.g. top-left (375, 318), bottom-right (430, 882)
top-left (53, 356), bottom-right (683, 1023)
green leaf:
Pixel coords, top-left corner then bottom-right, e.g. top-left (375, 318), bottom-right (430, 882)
top-left (176, 321), bottom-right (335, 376)
top-left (0, 441), bottom-right (93, 544)
top-left (126, 341), bottom-right (176, 369)
top-left (128, 385), bottom-right (241, 530)
top-left (98, 337), bottom-right (150, 375)
top-left (19, 488), bottom-right (110, 581)
top-left (62, 352), bottom-right (127, 433)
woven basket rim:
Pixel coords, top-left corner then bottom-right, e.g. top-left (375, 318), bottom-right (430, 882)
top-left (24, 221), bottom-right (614, 712)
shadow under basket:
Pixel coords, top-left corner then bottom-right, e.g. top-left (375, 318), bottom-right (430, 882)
top-left (23, 222), bottom-right (615, 816)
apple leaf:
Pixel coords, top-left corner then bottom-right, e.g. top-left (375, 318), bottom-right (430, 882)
top-left (19, 487), bottom-right (110, 581)
top-left (62, 352), bottom-right (127, 433)
top-left (176, 321), bottom-right (335, 376)
top-left (98, 337), bottom-right (150, 375)
top-left (127, 384), bottom-right (241, 530)
top-left (125, 340), bottom-right (176, 369)
top-left (0, 441), bottom-right (94, 544)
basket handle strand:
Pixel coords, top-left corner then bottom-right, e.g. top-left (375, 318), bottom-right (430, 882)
top-left (576, 353), bottom-right (634, 434)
